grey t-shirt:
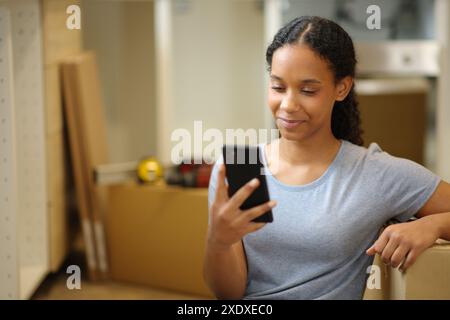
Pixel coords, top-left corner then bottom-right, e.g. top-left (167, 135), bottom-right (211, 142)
top-left (207, 139), bottom-right (441, 300)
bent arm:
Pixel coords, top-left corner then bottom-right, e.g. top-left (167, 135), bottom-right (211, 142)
top-left (203, 240), bottom-right (247, 300)
top-left (416, 180), bottom-right (450, 241)
top-left (367, 180), bottom-right (450, 271)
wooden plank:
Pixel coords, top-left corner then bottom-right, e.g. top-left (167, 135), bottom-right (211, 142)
top-left (61, 52), bottom-right (110, 278)
top-left (71, 52), bottom-right (109, 276)
top-left (45, 132), bottom-right (70, 272)
top-left (44, 65), bottom-right (64, 135)
top-left (41, 0), bottom-right (82, 66)
top-left (61, 60), bottom-right (99, 280)
top-left (41, 0), bottom-right (82, 273)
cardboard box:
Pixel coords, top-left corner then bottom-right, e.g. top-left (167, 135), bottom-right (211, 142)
top-left (358, 91), bottom-right (426, 165)
top-left (363, 254), bottom-right (390, 300)
top-left (364, 241), bottom-right (450, 300)
top-left (389, 241), bottom-right (450, 299)
top-left (105, 183), bottom-right (214, 298)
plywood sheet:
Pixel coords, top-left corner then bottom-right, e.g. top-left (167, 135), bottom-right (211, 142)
top-left (61, 52), bottom-right (110, 277)
top-left (61, 59), bottom-right (99, 280)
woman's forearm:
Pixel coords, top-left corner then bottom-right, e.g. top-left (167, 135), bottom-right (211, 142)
top-left (426, 211), bottom-right (450, 241)
top-left (203, 242), bottom-right (247, 300)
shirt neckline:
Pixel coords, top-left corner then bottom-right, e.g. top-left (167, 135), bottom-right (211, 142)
top-left (258, 139), bottom-right (346, 191)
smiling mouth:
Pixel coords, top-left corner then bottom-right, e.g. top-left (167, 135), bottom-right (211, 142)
top-left (277, 117), bottom-right (305, 129)
top-left (278, 117), bottom-right (304, 122)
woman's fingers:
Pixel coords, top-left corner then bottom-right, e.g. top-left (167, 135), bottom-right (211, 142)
top-left (389, 245), bottom-right (410, 269)
top-left (227, 178), bottom-right (260, 210)
top-left (237, 200), bottom-right (277, 224)
top-left (399, 249), bottom-right (418, 272)
top-left (366, 220), bottom-right (439, 272)
top-left (366, 231), bottom-right (389, 256)
top-left (245, 222), bottom-right (267, 234)
top-left (380, 237), bottom-right (401, 265)
top-left (366, 245), bottom-right (377, 256)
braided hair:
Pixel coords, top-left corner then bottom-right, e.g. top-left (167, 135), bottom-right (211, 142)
top-left (266, 16), bottom-right (364, 146)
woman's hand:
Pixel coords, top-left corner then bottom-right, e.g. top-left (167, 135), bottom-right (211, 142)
top-left (366, 217), bottom-right (441, 272)
top-left (207, 164), bottom-right (277, 251)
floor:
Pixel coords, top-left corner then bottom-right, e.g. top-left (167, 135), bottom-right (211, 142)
top-left (31, 250), bottom-right (211, 300)
top-left (31, 273), bottom-right (209, 300)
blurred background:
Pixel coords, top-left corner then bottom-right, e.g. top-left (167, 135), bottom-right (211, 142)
top-left (0, 0), bottom-right (450, 300)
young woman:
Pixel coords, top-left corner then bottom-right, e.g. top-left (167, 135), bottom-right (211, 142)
top-left (203, 16), bottom-right (450, 300)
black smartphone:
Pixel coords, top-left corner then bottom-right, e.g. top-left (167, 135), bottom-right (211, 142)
top-left (222, 145), bottom-right (273, 223)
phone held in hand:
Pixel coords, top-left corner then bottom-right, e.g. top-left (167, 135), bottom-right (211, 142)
top-left (222, 145), bottom-right (273, 223)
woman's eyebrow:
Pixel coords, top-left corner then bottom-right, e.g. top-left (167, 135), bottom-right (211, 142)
top-left (270, 74), bottom-right (321, 84)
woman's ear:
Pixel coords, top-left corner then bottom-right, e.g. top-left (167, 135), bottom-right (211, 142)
top-left (335, 76), bottom-right (353, 101)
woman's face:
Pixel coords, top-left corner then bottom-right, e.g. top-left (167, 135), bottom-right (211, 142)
top-left (268, 44), bottom-right (351, 142)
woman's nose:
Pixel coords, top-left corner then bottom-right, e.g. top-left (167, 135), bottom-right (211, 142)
top-left (280, 93), bottom-right (299, 112)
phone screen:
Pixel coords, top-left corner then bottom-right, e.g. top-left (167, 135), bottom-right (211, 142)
top-left (222, 145), bottom-right (273, 223)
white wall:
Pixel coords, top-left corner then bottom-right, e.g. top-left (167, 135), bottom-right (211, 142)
top-left (436, 0), bottom-right (450, 181)
top-left (83, 0), bottom-right (156, 163)
top-left (157, 0), bottom-right (266, 164)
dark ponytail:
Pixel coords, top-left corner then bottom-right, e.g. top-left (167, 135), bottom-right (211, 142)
top-left (266, 16), bottom-right (363, 146)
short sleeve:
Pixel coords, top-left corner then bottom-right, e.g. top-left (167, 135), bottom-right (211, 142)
top-left (207, 157), bottom-right (224, 217)
top-left (367, 143), bottom-right (441, 222)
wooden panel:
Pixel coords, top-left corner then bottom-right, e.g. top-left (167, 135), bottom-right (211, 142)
top-left (67, 52), bottom-right (109, 276)
top-left (61, 52), bottom-right (111, 278)
top-left (46, 132), bottom-right (70, 271)
top-left (68, 52), bottom-right (109, 169)
top-left (44, 65), bottom-right (63, 135)
top-left (41, 0), bottom-right (82, 66)
top-left (61, 59), bottom-right (100, 279)
top-left (41, 0), bottom-right (82, 272)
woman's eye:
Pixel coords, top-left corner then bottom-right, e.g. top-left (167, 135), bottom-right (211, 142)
top-left (301, 90), bottom-right (316, 96)
top-left (271, 87), bottom-right (316, 95)
top-left (271, 87), bottom-right (284, 92)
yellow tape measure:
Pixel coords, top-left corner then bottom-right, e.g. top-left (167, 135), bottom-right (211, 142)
top-left (137, 157), bottom-right (163, 183)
